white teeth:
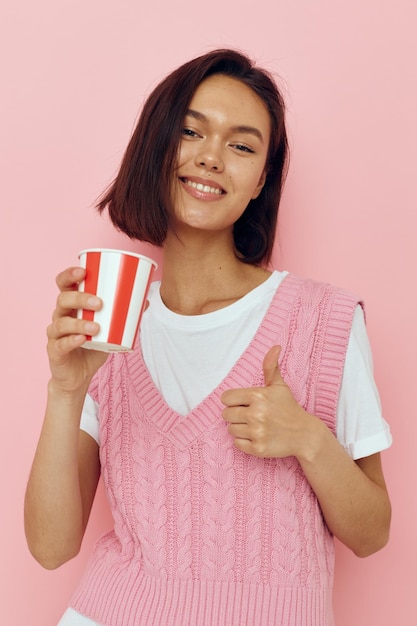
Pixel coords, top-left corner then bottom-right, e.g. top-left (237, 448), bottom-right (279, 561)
top-left (184, 179), bottom-right (223, 195)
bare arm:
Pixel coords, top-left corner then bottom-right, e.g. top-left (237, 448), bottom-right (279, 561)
top-left (222, 345), bottom-right (391, 557)
top-left (24, 267), bottom-right (107, 569)
top-left (295, 423), bottom-right (390, 556)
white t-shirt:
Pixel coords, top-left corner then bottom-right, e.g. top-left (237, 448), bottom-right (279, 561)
top-left (62, 271), bottom-right (391, 626)
top-left (80, 271), bottom-right (391, 459)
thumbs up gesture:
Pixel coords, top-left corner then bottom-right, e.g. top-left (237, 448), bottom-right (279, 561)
top-left (221, 345), bottom-right (314, 459)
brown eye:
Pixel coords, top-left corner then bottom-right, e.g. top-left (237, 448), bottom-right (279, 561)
top-left (182, 128), bottom-right (200, 138)
top-left (232, 143), bottom-right (255, 153)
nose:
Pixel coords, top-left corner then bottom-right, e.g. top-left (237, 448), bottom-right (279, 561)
top-left (195, 141), bottom-right (224, 172)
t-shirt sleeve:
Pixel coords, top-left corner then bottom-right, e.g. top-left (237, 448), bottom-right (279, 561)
top-left (80, 393), bottom-right (100, 445)
top-left (336, 305), bottom-right (392, 460)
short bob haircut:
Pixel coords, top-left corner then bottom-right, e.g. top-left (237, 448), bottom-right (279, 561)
top-left (97, 48), bottom-right (289, 266)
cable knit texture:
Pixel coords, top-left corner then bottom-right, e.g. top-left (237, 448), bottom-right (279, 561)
top-left (71, 274), bottom-right (360, 626)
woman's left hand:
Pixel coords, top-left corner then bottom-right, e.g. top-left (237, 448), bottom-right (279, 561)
top-left (221, 345), bottom-right (316, 459)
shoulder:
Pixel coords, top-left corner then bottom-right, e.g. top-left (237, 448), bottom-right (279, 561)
top-left (278, 271), bottom-right (361, 315)
top-left (87, 353), bottom-right (121, 404)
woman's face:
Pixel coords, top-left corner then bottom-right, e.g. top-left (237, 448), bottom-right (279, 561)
top-left (171, 73), bottom-right (271, 235)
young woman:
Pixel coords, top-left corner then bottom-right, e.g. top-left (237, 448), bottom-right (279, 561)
top-left (24, 49), bottom-right (392, 626)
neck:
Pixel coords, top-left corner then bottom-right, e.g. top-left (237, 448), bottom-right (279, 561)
top-left (160, 230), bottom-right (270, 315)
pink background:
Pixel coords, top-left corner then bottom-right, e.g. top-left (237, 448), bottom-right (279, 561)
top-left (1, 1), bottom-right (415, 624)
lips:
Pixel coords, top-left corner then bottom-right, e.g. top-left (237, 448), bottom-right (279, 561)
top-left (180, 177), bottom-right (225, 195)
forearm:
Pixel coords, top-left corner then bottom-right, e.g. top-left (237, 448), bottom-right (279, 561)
top-left (24, 381), bottom-right (98, 568)
top-left (298, 415), bottom-right (391, 557)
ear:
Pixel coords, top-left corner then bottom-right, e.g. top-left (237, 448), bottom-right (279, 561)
top-left (251, 169), bottom-right (267, 200)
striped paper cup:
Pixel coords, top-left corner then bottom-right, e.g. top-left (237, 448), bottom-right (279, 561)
top-left (77, 248), bottom-right (157, 352)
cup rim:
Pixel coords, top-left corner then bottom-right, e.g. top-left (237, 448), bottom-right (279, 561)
top-left (78, 248), bottom-right (158, 269)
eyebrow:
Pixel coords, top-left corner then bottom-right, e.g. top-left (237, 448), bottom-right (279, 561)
top-left (185, 109), bottom-right (265, 142)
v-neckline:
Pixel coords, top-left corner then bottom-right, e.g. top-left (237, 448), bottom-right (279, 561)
top-left (124, 273), bottom-right (301, 450)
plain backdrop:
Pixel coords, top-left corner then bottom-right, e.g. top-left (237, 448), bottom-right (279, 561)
top-left (1, 1), bottom-right (416, 624)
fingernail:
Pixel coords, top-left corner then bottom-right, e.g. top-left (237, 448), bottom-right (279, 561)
top-left (85, 322), bottom-right (98, 333)
top-left (87, 296), bottom-right (101, 307)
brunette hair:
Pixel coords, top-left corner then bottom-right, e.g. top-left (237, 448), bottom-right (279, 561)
top-left (97, 49), bottom-right (289, 265)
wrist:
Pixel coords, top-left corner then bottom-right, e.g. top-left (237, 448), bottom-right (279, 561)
top-left (295, 411), bottom-right (330, 464)
top-left (42, 379), bottom-right (90, 438)
top-left (47, 378), bottom-right (90, 406)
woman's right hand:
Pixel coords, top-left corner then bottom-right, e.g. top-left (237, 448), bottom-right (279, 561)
top-left (46, 266), bottom-right (109, 395)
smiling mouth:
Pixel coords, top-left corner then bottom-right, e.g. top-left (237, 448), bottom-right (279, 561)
top-left (181, 178), bottom-right (225, 195)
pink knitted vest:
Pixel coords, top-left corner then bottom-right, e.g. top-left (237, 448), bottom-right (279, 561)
top-left (71, 273), bottom-right (359, 626)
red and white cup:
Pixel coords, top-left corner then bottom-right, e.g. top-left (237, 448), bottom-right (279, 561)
top-left (77, 248), bottom-right (157, 352)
